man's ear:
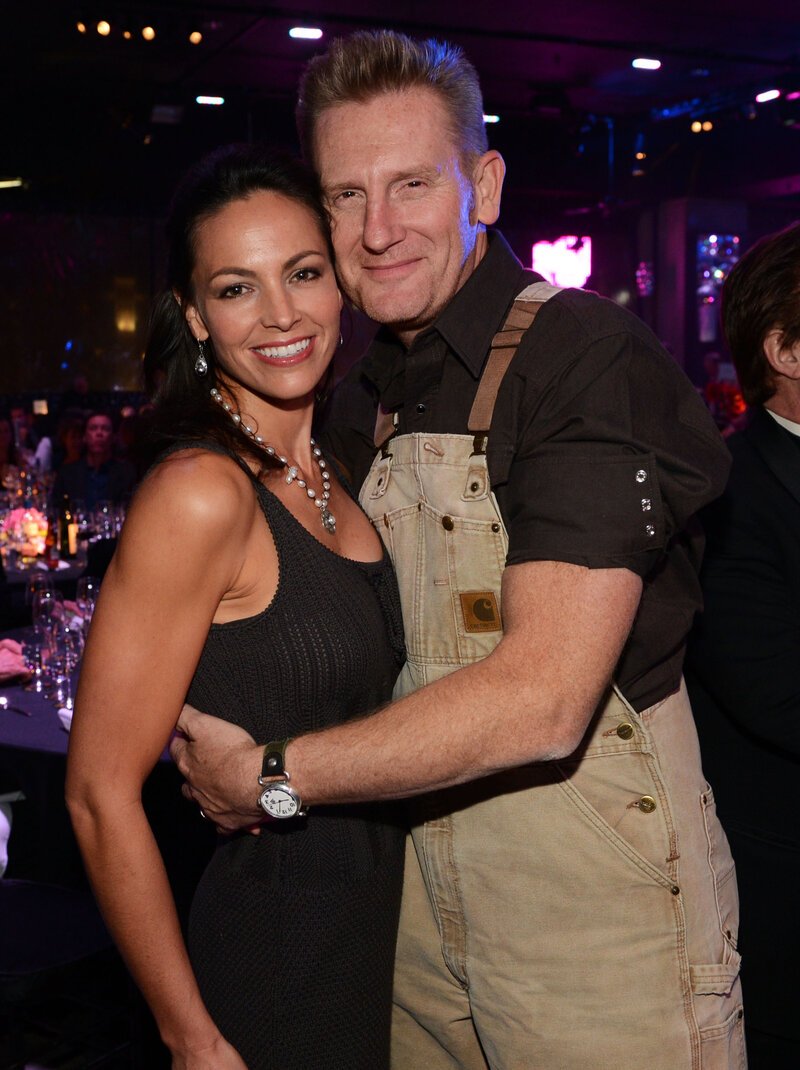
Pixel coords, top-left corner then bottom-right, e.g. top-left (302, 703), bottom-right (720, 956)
top-left (471, 150), bottom-right (505, 227)
top-left (763, 329), bottom-right (800, 381)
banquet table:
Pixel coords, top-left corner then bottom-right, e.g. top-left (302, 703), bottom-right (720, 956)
top-left (0, 639), bottom-right (216, 907)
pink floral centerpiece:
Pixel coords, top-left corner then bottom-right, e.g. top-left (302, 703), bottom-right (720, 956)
top-left (0, 506), bottom-right (49, 557)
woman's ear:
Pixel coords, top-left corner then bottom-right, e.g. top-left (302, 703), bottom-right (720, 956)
top-left (182, 301), bottom-right (209, 342)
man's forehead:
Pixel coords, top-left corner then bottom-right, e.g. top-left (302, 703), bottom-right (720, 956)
top-left (315, 92), bottom-right (461, 186)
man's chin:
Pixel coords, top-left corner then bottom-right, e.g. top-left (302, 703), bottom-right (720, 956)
top-left (357, 295), bottom-right (431, 333)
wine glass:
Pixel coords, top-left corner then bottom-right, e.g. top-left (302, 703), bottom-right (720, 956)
top-left (76, 575), bottom-right (101, 625)
top-left (24, 637), bottom-right (49, 694)
top-left (51, 618), bottom-right (84, 673)
top-left (31, 587), bottom-right (61, 630)
top-left (93, 500), bottom-right (115, 541)
top-left (24, 572), bottom-right (54, 607)
top-left (48, 649), bottom-right (73, 710)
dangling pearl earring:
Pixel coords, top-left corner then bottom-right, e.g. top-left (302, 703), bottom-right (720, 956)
top-left (194, 338), bottom-right (208, 376)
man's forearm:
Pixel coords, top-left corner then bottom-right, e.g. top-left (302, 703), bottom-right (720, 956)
top-left (288, 645), bottom-right (598, 805)
top-left (175, 562), bottom-right (642, 823)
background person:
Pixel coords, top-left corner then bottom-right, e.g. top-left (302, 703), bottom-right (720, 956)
top-left (0, 412), bottom-right (21, 487)
top-left (686, 221), bottom-right (800, 1070)
top-left (52, 410), bottom-right (136, 509)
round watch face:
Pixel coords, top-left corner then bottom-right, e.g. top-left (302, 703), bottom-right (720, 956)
top-left (259, 784), bottom-right (301, 819)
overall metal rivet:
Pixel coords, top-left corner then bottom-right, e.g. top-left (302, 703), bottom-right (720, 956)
top-left (442, 515), bottom-right (454, 531)
top-left (638, 795), bottom-right (657, 813)
top-left (616, 722), bottom-right (634, 740)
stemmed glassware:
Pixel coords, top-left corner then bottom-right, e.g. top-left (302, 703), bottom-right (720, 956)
top-left (75, 575), bottom-right (101, 631)
top-left (24, 572), bottom-right (54, 609)
top-left (49, 619), bottom-right (83, 710)
top-left (31, 587), bottom-right (61, 630)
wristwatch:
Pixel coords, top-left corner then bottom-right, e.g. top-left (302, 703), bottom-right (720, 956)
top-left (257, 739), bottom-right (307, 820)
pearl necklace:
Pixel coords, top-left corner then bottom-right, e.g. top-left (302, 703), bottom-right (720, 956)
top-left (211, 387), bottom-right (336, 534)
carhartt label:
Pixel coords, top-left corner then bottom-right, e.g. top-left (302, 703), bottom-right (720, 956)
top-left (459, 592), bottom-right (501, 632)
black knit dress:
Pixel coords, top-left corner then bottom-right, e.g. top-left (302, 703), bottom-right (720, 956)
top-left (183, 455), bottom-right (406, 1070)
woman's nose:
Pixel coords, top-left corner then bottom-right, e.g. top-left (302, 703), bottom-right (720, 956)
top-left (260, 289), bottom-right (301, 332)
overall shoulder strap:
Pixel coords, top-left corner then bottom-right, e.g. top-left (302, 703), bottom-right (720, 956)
top-left (467, 281), bottom-right (562, 444)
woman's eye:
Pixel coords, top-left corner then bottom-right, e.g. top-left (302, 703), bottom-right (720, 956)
top-left (219, 284), bottom-right (246, 298)
top-left (292, 268), bottom-right (321, 283)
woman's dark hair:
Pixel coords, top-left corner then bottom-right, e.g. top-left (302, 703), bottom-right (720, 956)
top-left (142, 143), bottom-right (334, 471)
top-left (722, 222), bottom-right (800, 407)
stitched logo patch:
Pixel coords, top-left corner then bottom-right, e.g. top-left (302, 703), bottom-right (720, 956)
top-left (460, 592), bottom-right (501, 632)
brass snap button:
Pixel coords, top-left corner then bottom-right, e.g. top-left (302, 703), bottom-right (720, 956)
top-left (442, 515), bottom-right (454, 531)
top-left (491, 522), bottom-right (500, 533)
top-left (616, 722), bottom-right (634, 740)
top-left (638, 795), bottom-right (657, 813)
top-left (470, 481), bottom-right (480, 492)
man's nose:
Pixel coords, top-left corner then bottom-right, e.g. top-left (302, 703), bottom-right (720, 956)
top-left (362, 197), bottom-right (404, 253)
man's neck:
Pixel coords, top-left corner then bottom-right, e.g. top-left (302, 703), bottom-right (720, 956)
top-left (86, 451), bottom-right (110, 469)
top-left (764, 386), bottom-right (800, 425)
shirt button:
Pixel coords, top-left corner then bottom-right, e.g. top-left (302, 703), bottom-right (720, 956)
top-left (645, 524), bottom-right (656, 537)
top-left (635, 469), bottom-right (648, 483)
top-left (641, 498), bottom-right (652, 512)
top-left (416, 403), bottom-right (426, 414)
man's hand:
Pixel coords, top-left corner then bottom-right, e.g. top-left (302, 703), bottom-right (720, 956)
top-left (0, 639), bottom-right (31, 683)
top-left (170, 705), bottom-right (264, 833)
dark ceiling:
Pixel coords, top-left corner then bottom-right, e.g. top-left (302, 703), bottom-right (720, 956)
top-left (4, 2), bottom-right (800, 222)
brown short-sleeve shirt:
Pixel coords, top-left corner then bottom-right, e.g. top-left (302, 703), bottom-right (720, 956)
top-left (323, 232), bottom-right (730, 711)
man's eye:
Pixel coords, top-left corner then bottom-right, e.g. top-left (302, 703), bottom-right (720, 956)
top-left (332, 190), bottom-right (359, 206)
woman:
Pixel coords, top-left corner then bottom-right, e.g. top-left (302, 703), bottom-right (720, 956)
top-left (66, 146), bottom-right (406, 1070)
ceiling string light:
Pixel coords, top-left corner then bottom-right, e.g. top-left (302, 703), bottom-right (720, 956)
top-left (77, 15), bottom-right (207, 46)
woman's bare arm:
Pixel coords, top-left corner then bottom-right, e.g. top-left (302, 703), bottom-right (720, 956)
top-left (66, 451), bottom-right (266, 1067)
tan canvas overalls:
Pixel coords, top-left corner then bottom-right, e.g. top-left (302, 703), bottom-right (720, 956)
top-left (359, 283), bottom-right (746, 1070)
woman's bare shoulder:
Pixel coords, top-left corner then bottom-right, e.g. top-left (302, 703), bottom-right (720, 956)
top-left (134, 447), bottom-right (257, 528)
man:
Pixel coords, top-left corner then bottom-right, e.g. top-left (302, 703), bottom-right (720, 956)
top-left (686, 223), bottom-right (800, 1069)
top-left (172, 32), bottom-right (742, 1068)
top-left (52, 410), bottom-right (135, 509)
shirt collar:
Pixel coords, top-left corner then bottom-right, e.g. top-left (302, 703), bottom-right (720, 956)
top-left (359, 231), bottom-right (535, 394)
top-left (765, 407), bottom-right (800, 438)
